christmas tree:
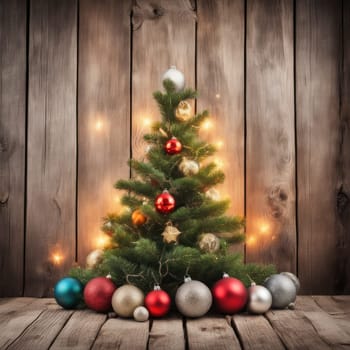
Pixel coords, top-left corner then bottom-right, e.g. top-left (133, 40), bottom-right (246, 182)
top-left (71, 67), bottom-right (275, 296)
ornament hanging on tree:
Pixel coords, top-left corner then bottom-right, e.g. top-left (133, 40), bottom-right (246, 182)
top-left (132, 209), bottom-right (147, 226)
top-left (84, 276), bottom-right (116, 312)
top-left (212, 273), bottom-right (248, 314)
top-left (155, 190), bottom-right (176, 214)
top-left (175, 100), bottom-right (192, 121)
top-left (103, 220), bottom-right (114, 237)
top-left (179, 157), bottom-right (199, 176)
top-left (175, 276), bottom-right (212, 318)
top-left (247, 282), bottom-right (272, 314)
top-left (198, 233), bottom-right (220, 253)
top-left (280, 272), bottom-right (300, 293)
top-left (54, 277), bottom-right (83, 309)
top-left (205, 188), bottom-right (221, 201)
top-left (165, 137), bottom-right (182, 155)
top-left (112, 284), bottom-right (144, 317)
top-left (133, 306), bottom-right (149, 322)
top-left (145, 285), bottom-right (171, 317)
top-left (86, 249), bottom-right (104, 269)
top-left (162, 66), bottom-right (185, 92)
top-left (263, 274), bottom-right (297, 309)
top-left (162, 222), bottom-right (181, 244)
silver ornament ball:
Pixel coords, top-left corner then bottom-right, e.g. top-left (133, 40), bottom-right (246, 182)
top-left (133, 306), bottom-right (149, 322)
top-left (264, 274), bottom-right (297, 309)
top-left (280, 272), bottom-right (300, 293)
top-left (112, 284), bottom-right (144, 318)
top-left (179, 158), bottom-right (200, 176)
top-left (86, 249), bottom-right (104, 269)
top-left (248, 284), bottom-right (272, 314)
top-left (162, 66), bottom-right (185, 92)
top-left (175, 277), bottom-right (212, 318)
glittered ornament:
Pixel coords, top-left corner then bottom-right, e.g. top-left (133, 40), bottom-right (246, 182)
top-left (162, 66), bottom-right (185, 92)
top-left (205, 188), bottom-right (221, 201)
top-left (162, 223), bottom-right (181, 244)
top-left (247, 282), bottom-right (272, 314)
top-left (165, 137), bottom-right (182, 155)
top-left (86, 249), bottom-right (104, 269)
top-left (112, 284), bottom-right (144, 318)
top-left (84, 276), bottom-right (116, 312)
top-left (280, 272), bottom-right (300, 293)
top-left (54, 277), bottom-right (83, 309)
top-left (145, 285), bottom-right (171, 318)
top-left (155, 190), bottom-right (176, 214)
top-left (133, 306), bottom-right (149, 322)
top-left (175, 100), bottom-right (192, 121)
top-left (179, 158), bottom-right (199, 176)
top-left (212, 273), bottom-right (248, 314)
top-left (132, 209), bottom-right (147, 226)
top-left (198, 233), bottom-right (220, 253)
top-left (263, 274), bottom-right (297, 309)
top-left (175, 276), bottom-right (212, 318)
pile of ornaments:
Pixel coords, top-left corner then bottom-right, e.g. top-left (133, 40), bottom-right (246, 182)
top-left (54, 271), bottom-right (299, 321)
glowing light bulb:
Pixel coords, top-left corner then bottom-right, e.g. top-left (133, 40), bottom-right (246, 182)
top-left (215, 140), bottom-right (224, 149)
top-left (95, 120), bottom-right (103, 131)
top-left (246, 236), bottom-right (256, 246)
top-left (96, 235), bottom-right (110, 249)
top-left (52, 253), bottom-right (63, 265)
top-left (215, 93), bottom-right (221, 99)
top-left (114, 195), bottom-right (121, 204)
top-left (214, 158), bottom-right (224, 168)
top-left (202, 119), bottom-right (213, 130)
top-left (259, 222), bottom-right (270, 235)
top-left (143, 118), bottom-right (152, 127)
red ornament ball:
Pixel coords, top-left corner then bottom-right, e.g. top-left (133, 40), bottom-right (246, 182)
top-left (155, 190), bottom-right (176, 214)
top-left (84, 277), bottom-right (116, 312)
top-left (145, 287), bottom-right (171, 317)
top-left (212, 274), bottom-right (248, 314)
top-left (165, 137), bottom-right (182, 155)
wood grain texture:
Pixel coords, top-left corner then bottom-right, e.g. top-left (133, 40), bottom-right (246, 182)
top-left (185, 316), bottom-right (241, 350)
top-left (246, 0), bottom-right (296, 272)
top-left (232, 314), bottom-right (284, 350)
top-left (296, 0), bottom-right (349, 294)
top-left (25, 0), bottom-right (77, 297)
top-left (149, 317), bottom-right (185, 350)
top-left (50, 310), bottom-right (107, 350)
top-left (92, 318), bottom-right (149, 350)
top-left (78, 0), bottom-right (131, 264)
top-left (132, 0), bottom-right (196, 161)
top-left (196, 0), bottom-right (245, 253)
top-left (0, 0), bottom-right (27, 297)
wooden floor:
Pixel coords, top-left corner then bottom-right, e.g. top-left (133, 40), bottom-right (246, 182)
top-left (0, 296), bottom-right (349, 350)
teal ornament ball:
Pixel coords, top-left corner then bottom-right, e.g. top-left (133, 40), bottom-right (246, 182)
top-left (54, 277), bottom-right (83, 309)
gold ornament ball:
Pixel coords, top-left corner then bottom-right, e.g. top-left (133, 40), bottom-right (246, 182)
top-left (198, 233), bottom-right (220, 253)
top-left (112, 285), bottom-right (144, 318)
top-left (179, 158), bottom-right (199, 176)
top-left (205, 188), bottom-right (221, 201)
top-left (162, 225), bottom-right (181, 244)
top-left (132, 209), bottom-right (147, 226)
top-left (175, 100), bottom-right (192, 121)
top-left (86, 249), bottom-right (104, 269)
top-left (133, 306), bottom-right (149, 322)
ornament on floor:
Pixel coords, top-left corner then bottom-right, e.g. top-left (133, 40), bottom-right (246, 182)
top-left (84, 276), bottom-right (116, 312)
top-left (175, 100), bottom-right (192, 121)
top-left (86, 249), bottom-right (104, 269)
top-left (179, 157), bottom-right (199, 176)
top-left (145, 285), bottom-right (171, 317)
top-left (133, 306), bottom-right (149, 322)
top-left (175, 276), bottom-right (212, 318)
top-left (198, 233), bottom-right (220, 253)
top-left (263, 274), bottom-right (297, 309)
top-left (212, 273), bottom-right (248, 314)
top-left (280, 272), bottom-right (300, 293)
top-left (162, 222), bottom-right (181, 244)
top-left (54, 277), bottom-right (83, 310)
top-left (165, 137), bottom-right (182, 155)
top-left (205, 188), bottom-right (221, 201)
top-left (155, 190), bottom-right (176, 214)
top-left (162, 66), bottom-right (185, 92)
top-left (247, 281), bottom-right (272, 314)
top-left (112, 284), bottom-right (144, 317)
top-left (132, 209), bottom-right (148, 226)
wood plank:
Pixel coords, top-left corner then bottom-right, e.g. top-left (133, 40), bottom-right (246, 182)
top-left (0, 0), bottom-right (27, 297)
top-left (186, 316), bottom-right (241, 350)
top-left (313, 296), bottom-right (350, 316)
top-left (25, 0), bottom-right (77, 296)
top-left (265, 308), bottom-right (331, 349)
top-left (92, 318), bottom-right (149, 350)
top-left (149, 317), bottom-right (185, 350)
top-left (245, 0), bottom-right (296, 272)
top-left (0, 297), bottom-right (36, 313)
top-left (296, 0), bottom-right (348, 294)
top-left (232, 314), bottom-right (284, 350)
top-left (50, 310), bottom-right (107, 350)
top-left (78, 0), bottom-right (131, 264)
top-left (132, 0), bottom-right (196, 161)
top-left (196, 0), bottom-right (245, 253)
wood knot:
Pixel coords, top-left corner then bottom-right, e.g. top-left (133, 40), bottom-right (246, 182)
top-left (337, 185), bottom-right (349, 215)
top-left (267, 185), bottom-right (288, 219)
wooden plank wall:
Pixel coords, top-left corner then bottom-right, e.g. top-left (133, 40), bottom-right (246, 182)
top-left (0, 0), bottom-right (349, 296)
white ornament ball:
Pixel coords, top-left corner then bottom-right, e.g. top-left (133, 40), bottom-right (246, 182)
top-left (198, 233), bottom-right (220, 253)
top-left (205, 188), bottom-right (221, 201)
top-left (175, 277), bottom-right (212, 318)
top-left (86, 249), bottom-right (104, 269)
top-left (280, 272), bottom-right (300, 293)
top-left (133, 306), bottom-right (149, 322)
top-left (247, 283), bottom-right (272, 314)
top-left (179, 158), bottom-right (200, 176)
top-left (162, 66), bottom-right (185, 92)
top-left (112, 284), bottom-right (144, 317)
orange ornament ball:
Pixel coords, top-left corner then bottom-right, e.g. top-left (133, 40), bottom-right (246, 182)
top-left (132, 209), bottom-right (147, 226)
